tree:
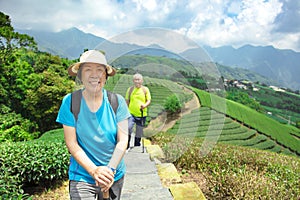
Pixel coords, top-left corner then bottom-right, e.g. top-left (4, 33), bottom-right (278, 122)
top-left (0, 12), bottom-right (75, 140)
top-left (0, 12), bottom-right (37, 64)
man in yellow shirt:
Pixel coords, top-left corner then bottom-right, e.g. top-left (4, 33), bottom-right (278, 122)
top-left (125, 73), bottom-right (151, 149)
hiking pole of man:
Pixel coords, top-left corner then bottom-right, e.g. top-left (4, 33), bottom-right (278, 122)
top-left (56, 50), bottom-right (131, 200)
top-left (125, 73), bottom-right (151, 152)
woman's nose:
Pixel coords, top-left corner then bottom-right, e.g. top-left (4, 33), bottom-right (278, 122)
top-left (91, 70), bottom-right (103, 77)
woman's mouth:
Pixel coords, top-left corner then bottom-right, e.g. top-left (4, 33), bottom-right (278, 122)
top-left (89, 80), bottom-right (100, 86)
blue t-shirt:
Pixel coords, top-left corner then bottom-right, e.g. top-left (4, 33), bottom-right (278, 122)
top-left (56, 89), bottom-right (130, 184)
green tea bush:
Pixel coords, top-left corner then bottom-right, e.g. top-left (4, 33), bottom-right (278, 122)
top-left (164, 94), bottom-right (182, 113)
top-left (0, 105), bottom-right (39, 142)
top-left (0, 138), bottom-right (69, 199)
top-left (152, 133), bottom-right (300, 199)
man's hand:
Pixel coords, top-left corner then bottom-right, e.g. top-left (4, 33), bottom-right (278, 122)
top-left (140, 104), bottom-right (146, 110)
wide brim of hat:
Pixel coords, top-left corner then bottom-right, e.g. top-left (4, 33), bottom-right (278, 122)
top-left (67, 62), bottom-right (116, 77)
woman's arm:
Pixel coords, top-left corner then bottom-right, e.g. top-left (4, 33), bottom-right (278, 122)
top-left (107, 119), bottom-right (129, 169)
top-left (63, 125), bottom-right (114, 187)
top-left (100, 119), bottom-right (128, 192)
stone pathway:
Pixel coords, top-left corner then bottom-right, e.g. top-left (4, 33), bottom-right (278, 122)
top-left (121, 146), bottom-right (174, 200)
top-left (121, 86), bottom-right (205, 200)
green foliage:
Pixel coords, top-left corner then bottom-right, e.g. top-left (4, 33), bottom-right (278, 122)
top-left (22, 64), bottom-right (74, 133)
top-left (0, 170), bottom-right (26, 199)
top-left (0, 129), bottom-right (69, 199)
top-left (229, 85), bottom-right (300, 125)
top-left (164, 94), bottom-right (182, 113)
top-left (152, 133), bottom-right (300, 199)
top-left (256, 86), bottom-right (300, 114)
top-left (296, 121), bottom-right (300, 129)
top-left (0, 11), bottom-right (75, 140)
top-left (193, 88), bottom-right (300, 155)
top-left (226, 88), bottom-right (264, 112)
top-left (0, 105), bottom-right (38, 142)
top-left (0, 12), bottom-right (36, 64)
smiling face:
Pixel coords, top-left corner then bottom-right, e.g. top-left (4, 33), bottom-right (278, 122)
top-left (81, 62), bottom-right (107, 93)
top-left (133, 74), bottom-right (143, 88)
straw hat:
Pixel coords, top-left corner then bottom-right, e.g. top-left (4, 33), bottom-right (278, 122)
top-left (68, 50), bottom-right (116, 76)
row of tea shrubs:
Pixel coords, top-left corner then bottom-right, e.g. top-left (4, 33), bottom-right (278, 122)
top-left (0, 129), bottom-right (68, 199)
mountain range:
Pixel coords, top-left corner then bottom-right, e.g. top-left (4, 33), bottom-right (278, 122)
top-left (17, 27), bottom-right (300, 91)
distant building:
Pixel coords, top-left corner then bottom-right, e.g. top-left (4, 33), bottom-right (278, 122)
top-left (269, 86), bottom-right (286, 92)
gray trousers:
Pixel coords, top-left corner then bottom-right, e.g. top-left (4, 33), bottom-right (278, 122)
top-left (128, 115), bottom-right (146, 148)
top-left (69, 176), bottom-right (124, 200)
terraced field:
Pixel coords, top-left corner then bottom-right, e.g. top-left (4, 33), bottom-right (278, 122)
top-left (106, 75), bottom-right (299, 157)
top-left (167, 107), bottom-right (296, 155)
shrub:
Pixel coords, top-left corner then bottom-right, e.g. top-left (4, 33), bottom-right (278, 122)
top-left (0, 138), bottom-right (69, 199)
top-left (0, 105), bottom-right (39, 142)
top-left (296, 121), bottom-right (300, 129)
top-left (151, 133), bottom-right (300, 199)
top-left (164, 94), bottom-right (182, 113)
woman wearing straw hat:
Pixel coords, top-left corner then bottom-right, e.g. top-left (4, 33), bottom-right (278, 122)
top-left (56, 50), bottom-right (130, 200)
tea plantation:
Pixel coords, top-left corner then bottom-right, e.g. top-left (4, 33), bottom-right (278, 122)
top-left (1, 76), bottom-right (299, 199)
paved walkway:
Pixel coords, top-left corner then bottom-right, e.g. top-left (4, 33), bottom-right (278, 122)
top-left (121, 146), bottom-right (174, 200)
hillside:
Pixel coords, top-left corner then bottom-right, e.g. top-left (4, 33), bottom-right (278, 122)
top-left (106, 75), bottom-right (300, 156)
top-left (16, 27), bottom-right (300, 91)
top-left (183, 45), bottom-right (300, 90)
top-left (110, 54), bottom-right (278, 88)
top-left (16, 28), bottom-right (106, 59)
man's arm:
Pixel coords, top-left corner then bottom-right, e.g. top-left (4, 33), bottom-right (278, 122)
top-left (141, 87), bottom-right (151, 109)
top-left (141, 99), bottom-right (151, 109)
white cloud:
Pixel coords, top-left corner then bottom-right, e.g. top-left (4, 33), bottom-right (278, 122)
top-left (181, 0), bottom-right (286, 49)
top-left (0, 0), bottom-right (299, 52)
top-left (133, 0), bottom-right (157, 12)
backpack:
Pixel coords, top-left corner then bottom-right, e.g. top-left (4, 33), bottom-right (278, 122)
top-left (71, 89), bottom-right (119, 121)
top-left (127, 86), bottom-right (147, 103)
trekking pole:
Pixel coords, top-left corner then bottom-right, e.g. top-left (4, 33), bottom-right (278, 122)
top-left (140, 108), bottom-right (145, 153)
top-left (103, 191), bottom-right (109, 200)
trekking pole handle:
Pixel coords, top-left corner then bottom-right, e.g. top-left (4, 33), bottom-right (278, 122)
top-left (103, 191), bottom-right (109, 200)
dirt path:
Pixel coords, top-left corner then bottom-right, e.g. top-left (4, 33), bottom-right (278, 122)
top-left (145, 86), bottom-right (200, 134)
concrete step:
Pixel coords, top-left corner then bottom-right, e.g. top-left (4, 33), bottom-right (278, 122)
top-left (143, 139), bottom-right (206, 200)
top-left (169, 182), bottom-right (206, 200)
top-left (122, 139), bottom-right (206, 200)
top-left (121, 146), bottom-right (173, 200)
top-left (156, 163), bottom-right (182, 187)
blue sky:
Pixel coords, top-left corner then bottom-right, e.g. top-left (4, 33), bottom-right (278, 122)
top-left (1, 0), bottom-right (300, 52)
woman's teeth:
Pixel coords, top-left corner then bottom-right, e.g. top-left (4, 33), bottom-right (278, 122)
top-left (90, 81), bottom-right (100, 85)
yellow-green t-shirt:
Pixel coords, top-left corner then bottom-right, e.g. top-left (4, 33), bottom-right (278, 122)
top-left (125, 86), bottom-right (151, 117)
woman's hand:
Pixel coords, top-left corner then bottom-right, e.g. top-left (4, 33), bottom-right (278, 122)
top-left (91, 166), bottom-right (114, 192)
